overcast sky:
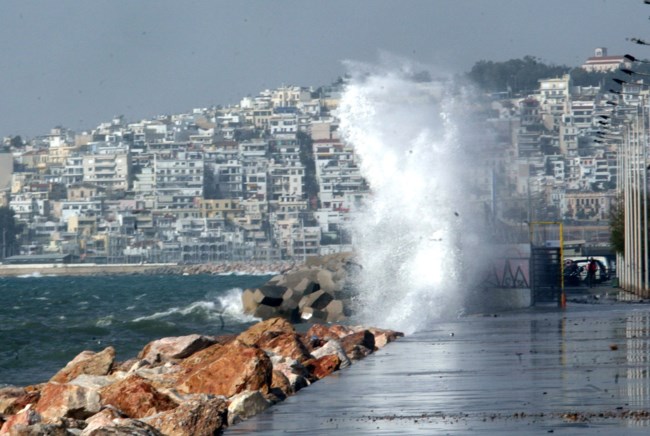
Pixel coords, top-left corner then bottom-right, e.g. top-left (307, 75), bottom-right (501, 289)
top-left (1, 0), bottom-right (649, 139)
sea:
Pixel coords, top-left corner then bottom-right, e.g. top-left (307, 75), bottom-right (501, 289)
top-left (0, 273), bottom-right (271, 387)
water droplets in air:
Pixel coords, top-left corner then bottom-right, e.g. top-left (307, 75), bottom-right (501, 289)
top-left (338, 59), bottom-right (480, 334)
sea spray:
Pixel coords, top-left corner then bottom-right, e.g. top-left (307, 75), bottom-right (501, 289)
top-left (339, 60), bottom-right (486, 333)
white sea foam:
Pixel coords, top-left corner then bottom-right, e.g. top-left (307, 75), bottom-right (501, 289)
top-left (132, 287), bottom-right (258, 324)
top-left (339, 58), bottom-right (486, 334)
top-left (96, 315), bottom-right (114, 327)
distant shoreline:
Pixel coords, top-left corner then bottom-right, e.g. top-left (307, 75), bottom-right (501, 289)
top-left (0, 261), bottom-right (299, 277)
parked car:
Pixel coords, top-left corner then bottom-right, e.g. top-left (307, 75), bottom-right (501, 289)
top-left (566, 257), bottom-right (609, 284)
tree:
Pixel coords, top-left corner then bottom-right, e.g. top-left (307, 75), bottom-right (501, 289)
top-left (466, 56), bottom-right (570, 95)
top-left (0, 207), bottom-right (21, 258)
top-left (9, 135), bottom-right (24, 148)
top-left (609, 197), bottom-right (625, 255)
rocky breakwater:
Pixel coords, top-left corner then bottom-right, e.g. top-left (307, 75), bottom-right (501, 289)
top-left (242, 252), bottom-right (360, 323)
top-left (0, 317), bottom-right (402, 435)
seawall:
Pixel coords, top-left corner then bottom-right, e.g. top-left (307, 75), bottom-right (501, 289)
top-left (0, 263), bottom-right (179, 277)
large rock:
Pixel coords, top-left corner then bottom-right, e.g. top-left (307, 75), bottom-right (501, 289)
top-left (311, 339), bottom-right (351, 369)
top-left (176, 344), bottom-right (272, 397)
top-left (236, 317), bottom-right (295, 346)
top-left (269, 356), bottom-right (310, 394)
top-left (270, 369), bottom-right (293, 399)
top-left (35, 382), bottom-right (101, 420)
top-left (50, 347), bottom-right (116, 384)
top-left (99, 374), bottom-right (177, 419)
top-left (68, 374), bottom-right (115, 390)
top-left (368, 327), bottom-right (405, 349)
top-left (304, 354), bottom-right (341, 380)
top-left (227, 390), bottom-right (271, 426)
top-left (340, 330), bottom-right (375, 360)
top-left (256, 332), bottom-right (312, 362)
top-left (179, 344), bottom-right (224, 371)
top-left (138, 334), bottom-right (216, 364)
top-left (142, 394), bottom-right (227, 436)
top-left (0, 386), bottom-right (28, 415)
top-left (0, 404), bottom-right (41, 434)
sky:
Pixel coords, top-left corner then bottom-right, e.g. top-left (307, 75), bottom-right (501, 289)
top-left (1, 0), bottom-right (650, 139)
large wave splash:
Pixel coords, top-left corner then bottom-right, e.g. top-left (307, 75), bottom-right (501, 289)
top-left (338, 61), bottom-right (483, 334)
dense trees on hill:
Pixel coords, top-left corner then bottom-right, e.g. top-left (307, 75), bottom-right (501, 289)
top-left (466, 56), bottom-right (569, 94)
top-left (466, 55), bottom-right (650, 94)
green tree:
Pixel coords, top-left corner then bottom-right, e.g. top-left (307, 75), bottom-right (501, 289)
top-left (466, 56), bottom-right (570, 94)
top-left (609, 197), bottom-right (624, 255)
top-left (0, 207), bottom-right (21, 258)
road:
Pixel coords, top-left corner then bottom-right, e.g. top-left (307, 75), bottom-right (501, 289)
top-left (228, 284), bottom-right (650, 434)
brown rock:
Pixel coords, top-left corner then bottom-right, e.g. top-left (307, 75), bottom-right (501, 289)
top-left (368, 328), bottom-right (405, 349)
top-left (35, 382), bottom-right (101, 421)
top-left (3, 385), bottom-right (42, 416)
top-left (99, 374), bottom-right (177, 419)
top-left (305, 324), bottom-right (335, 341)
top-left (236, 317), bottom-right (295, 346)
top-left (328, 324), bottom-right (357, 338)
top-left (143, 394), bottom-right (227, 436)
top-left (50, 347), bottom-right (116, 384)
top-left (305, 354), bottom-right (341, 380)
top-left (340, 330), bottom-right (375, 359)
top-left (138, 334), bottom-right (216, 364)
top-left (270, 369), bottom-right (293, 399)
top-left (0, 386), bottom-right (30, 415)
top-left (179, 343), bottom-right (224, 371)
top-left (176, 344), bottom-right (272, 397)
top-left (256, 332), bottom-right (312, 362)
top-left (0, 404), bottom-right (41, 435)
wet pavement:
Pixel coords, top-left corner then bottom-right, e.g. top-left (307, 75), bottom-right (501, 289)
top-left (228, 285), bottom-right (650, 434)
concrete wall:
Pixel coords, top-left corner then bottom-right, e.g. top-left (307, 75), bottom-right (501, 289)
top-left (476, 287), bottom-right (533, 313)
top-left (0, 263), bottom-right (176, 277)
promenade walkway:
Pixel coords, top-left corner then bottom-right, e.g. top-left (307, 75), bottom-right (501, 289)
top-left (229, 284), bottom-right (650, 434)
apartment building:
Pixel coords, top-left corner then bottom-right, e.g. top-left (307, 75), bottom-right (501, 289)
top-left (82, 153), bottom-right (130, 191)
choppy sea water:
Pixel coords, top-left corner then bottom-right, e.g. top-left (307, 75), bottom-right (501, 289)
top-left (0, 274), bottom-right (270, 387)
